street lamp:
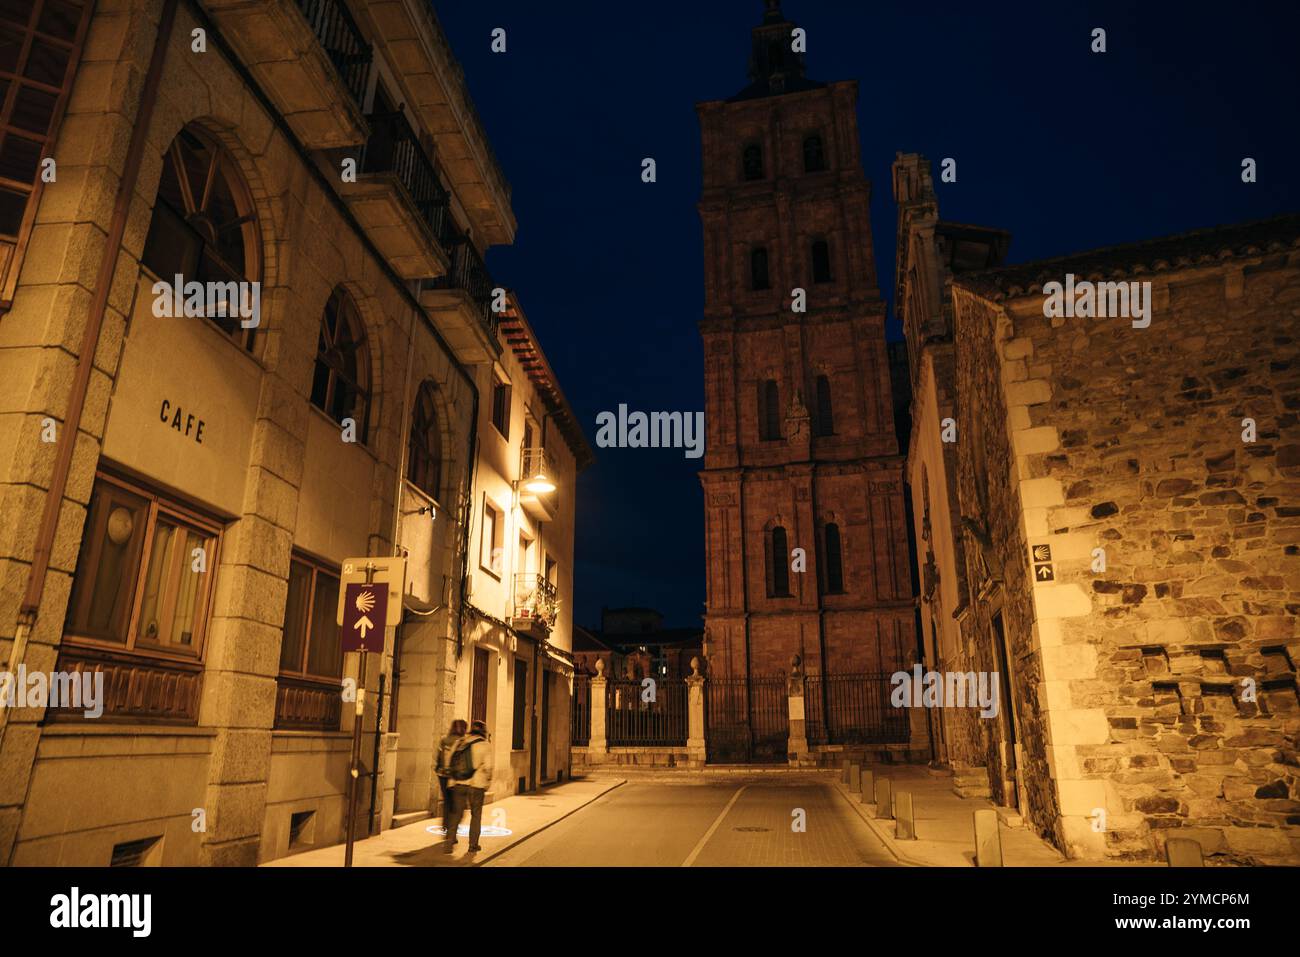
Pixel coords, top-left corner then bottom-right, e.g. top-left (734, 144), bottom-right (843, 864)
top-left (522, 466), bottom-right (555, 495)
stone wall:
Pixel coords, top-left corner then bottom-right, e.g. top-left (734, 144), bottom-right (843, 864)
top-left (952, 234), bottom-right (1300, 864)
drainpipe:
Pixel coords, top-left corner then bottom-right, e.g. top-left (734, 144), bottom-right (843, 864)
top-left (4, 0), bottom-right (180, 755)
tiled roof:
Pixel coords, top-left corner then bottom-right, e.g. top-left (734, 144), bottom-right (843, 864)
top-left (953, 213), bottom-right (1300, 301)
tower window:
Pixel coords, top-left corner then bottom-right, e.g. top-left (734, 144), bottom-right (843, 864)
top-left (821, 523), bottom-right (844, 595)
top-left (814, 374), bottom-right (833, 436)
top-left (751, 247), bottom-right (770, 291)
top-left (803, 134), bottom-right (825, 173)
top-left (759, 379), bottom-right (781, 441)
top-left (811, 240), bottom-right (832, 283)
top-left (742, 143), bottom-right (764, 181)
top-left (768, 526), bottom-right (791, 598)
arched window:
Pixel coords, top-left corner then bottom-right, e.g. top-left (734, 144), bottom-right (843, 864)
top-left (759, 378), bottom-right (781, 441)
top-left (803, 134), bottom-right (825, 172)
top-left (768, 525), bottom-right (790, 597)
top-left (822, 523), bottom-right (844, 594)
top-left (814, 374), bottom-right (833, 436)
top-left (142, 125), bottom-right (262, 351)
top-left (311, 287), bottom-right (370, 442)
top-left (811, 239), bottom-right (832, 283)
top-left (751, 246), bottom-right (770, 290)
top-left (742, 143), bottom-right (764, 181)
top-left (407, 381), bottom-right (442, 500)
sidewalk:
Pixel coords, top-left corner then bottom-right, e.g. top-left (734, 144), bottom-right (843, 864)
top-left (264, 776), bottom-right (625, 867)
top-left (831, 765), bottom-right (1070, 867)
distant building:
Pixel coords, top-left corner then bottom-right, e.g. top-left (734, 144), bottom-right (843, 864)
top-left (573, 609), bottom-right (703, 682)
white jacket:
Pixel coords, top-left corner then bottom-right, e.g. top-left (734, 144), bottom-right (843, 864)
top-left (454, 734), bottom-right (493, 790)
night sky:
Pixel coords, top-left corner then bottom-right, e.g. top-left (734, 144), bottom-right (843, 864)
top-left (433, 2), bottom-right (1300, 630)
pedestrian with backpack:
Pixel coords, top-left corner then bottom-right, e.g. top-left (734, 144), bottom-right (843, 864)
top-left (443, 719), bottom-right (492, 854)
top-left (434, 719), bottom-right (467, 819)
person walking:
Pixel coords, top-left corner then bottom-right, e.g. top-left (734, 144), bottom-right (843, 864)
top-left (443, 719), bottom-right (492, 854)
top-left (434, 719), bottom-right (467, 824)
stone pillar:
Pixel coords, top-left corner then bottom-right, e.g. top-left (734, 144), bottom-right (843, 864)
top-left (686, 658), bottom-right (706, 770)
top-left (588, 660), bottom-right (607, 765)
top-left (786, 655), bottom-right (809, 766)
top-left (907, 678), bottom-right (930, 761)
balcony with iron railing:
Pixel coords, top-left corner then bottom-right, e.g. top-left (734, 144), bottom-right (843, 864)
top-left (356, 0), bottom-right (516, 246)
top-left (511, 574), bottom-right (558, 637)
top-left (339, 106), bottom-right (452, 279)
top-left (201, 0), bottom-right (371, 149)
top-left (420, 234), bottom-right (502, 362)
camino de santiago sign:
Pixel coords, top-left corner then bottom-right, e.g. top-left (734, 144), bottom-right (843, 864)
top-left (340, 582), bottom-right (388, 654)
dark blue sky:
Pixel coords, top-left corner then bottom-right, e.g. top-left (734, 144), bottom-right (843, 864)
top-left (434, 1), bottom-right (1300, 630)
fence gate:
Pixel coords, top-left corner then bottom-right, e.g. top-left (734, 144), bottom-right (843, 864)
top-left (705, 676), bottom-right (788, 764)
top-left (606, 678), bottom-right (687, 746)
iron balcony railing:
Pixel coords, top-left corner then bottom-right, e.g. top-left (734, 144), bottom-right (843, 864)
top-left (512, 574), bottom-right (557, 629)
top-left (430, 237), bottom-right (499, 341)
top-left (295, 0), bottom-right (372, 108)
top-left (360, 108), bottom-right (453, 249)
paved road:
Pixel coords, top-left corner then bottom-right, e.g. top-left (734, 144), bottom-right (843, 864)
top-left (485, 775), bottom-right (898, 867)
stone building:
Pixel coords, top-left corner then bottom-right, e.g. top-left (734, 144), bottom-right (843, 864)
top-left (447, 290), bottom-right (592, 806)
top-left (697, 1), bottom-right (914, 684)
top-left (893, 153), bottom-right (1009, 768)
top-left (0, 0), bottom-right (582, 865)
top-left (925, 211), bottom-right (1300, 864)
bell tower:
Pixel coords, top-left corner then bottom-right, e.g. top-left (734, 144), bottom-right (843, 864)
top-left (698, 2), bottom-right (915, 683)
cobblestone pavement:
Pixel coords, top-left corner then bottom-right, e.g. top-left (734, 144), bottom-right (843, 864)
top-left (484, 773), bottom-right (898, 867)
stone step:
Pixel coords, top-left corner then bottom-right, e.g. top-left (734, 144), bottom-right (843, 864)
top-left (996, 806), bottom-right (1024, 828)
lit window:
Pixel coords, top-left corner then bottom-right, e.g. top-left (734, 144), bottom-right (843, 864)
top-left (65, 473), bottom-right (220, 657)
top-left (278, 556), bottom-right (342, 680)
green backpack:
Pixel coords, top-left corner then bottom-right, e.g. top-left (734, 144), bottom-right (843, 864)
top-left (449, 738), bottom-right (477, 781)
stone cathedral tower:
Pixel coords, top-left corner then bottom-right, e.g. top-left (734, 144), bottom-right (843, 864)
top-left (698, 2), bottom-right (915, 682)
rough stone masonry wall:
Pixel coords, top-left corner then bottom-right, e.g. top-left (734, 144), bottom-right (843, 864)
top-left (952, 294), bottom-right (1064, 850)
top-left (990, 253), bottom-right (1300, 864)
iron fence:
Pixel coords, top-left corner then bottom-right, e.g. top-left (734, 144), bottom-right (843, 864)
top-left (705, 675), bottom-right (788, 763)
top-left (804, 672), bottom-right (909, 745)
top-left (571, 674), bottom-right (591, 746)
top-left (606, 678), bottom-right (687, 746)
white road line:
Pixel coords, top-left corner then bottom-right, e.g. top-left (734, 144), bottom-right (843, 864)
top-left (681, 784), bottom-right (747, 867)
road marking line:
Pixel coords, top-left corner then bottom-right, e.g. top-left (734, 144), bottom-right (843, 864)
top-left (681, 785), bottom-right (747, 867)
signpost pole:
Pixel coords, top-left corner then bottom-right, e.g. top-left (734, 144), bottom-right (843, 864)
top-left (343, 562), bottom-right (376, 868)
